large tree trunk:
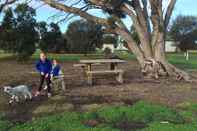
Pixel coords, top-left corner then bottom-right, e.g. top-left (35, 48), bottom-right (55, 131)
top-left (140, 32), bottom-right (190, 81)
top-left (117, 27), bottom-right (190, 81)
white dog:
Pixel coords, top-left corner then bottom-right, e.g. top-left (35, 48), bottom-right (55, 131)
top-left (3, 85), bottom-right (32, 104)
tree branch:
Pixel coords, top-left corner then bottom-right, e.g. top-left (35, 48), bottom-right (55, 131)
top-left (41, 0), bottom-right (109, 26)
top-left (132, 0), bottom-right (149, 35)
top-left (141, 0), bottom-right (151, 33)
top-left (164, 0), bottom-right (177, 28)
top-left (149, 0), bottom-right (162, 47)
top-left (115, 27), bottom-right (145, 65)
top-left (122, 3), bottom-right (153, 58)
top-left (0, 0), bottom-right (17, 13)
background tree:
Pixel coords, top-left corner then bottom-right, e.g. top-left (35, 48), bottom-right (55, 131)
top-left (38, 22), bottom-right (66, 53)
top-left (0, 4), bottom-right (38, 60)
top-left (42, 0), bottom-right (191, 81)
top-left (0, 8), bottom-right (17, 52)
top-left (65, 19), bottom-right (103, 54)
top-left (169, 15), bottom-right (197, 52)
top-left (0, 0), bottom-right (18, 52)
top-left (36, 21), bottom-right (48, 50)
top-left (14, 4), bottom-right (38, 60)
top-left (103, 34), bottom-right (118, 48)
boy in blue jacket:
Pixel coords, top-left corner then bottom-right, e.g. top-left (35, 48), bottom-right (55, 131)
top-left (35, 52), bottom-right (52, 97)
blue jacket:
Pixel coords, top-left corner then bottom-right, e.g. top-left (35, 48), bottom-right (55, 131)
top-left (36, 59), bottom-right (52, 74)
top-left (51, 65), bottom-right (61, 76)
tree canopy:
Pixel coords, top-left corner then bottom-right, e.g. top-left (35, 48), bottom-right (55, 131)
top-left (169, 15), bottom-right (197, 52)
top-left (65, 19), bottom-right (103, 54)
top-left (38, 22), bottom-right (66, 53)
top-left (0, 3), bottom-right (38, 60)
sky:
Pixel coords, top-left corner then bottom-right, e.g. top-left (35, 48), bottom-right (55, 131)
top-left (2, 0), bottom-right (197, 32)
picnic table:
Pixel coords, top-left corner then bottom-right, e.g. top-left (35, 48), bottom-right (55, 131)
top-left (74, 59), bottom-right (126, 85)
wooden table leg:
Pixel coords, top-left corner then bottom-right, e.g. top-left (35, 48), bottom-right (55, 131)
top-left (87, 64), bottom-right (92, 85)
top-left (116, 71), bottom-right (124, 84)
top-left (110, 63), bottom-right (117, 70)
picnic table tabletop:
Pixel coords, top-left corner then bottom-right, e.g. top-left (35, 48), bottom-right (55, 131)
top-left (79, 59), bottom-right (126, 64)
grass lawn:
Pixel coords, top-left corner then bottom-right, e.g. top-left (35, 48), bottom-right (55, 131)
top-left (1, 51), bottom-right (197, 70)
top-left (31, 51), bottom-right (197, 70)
top-left (32, 51), bottom-right (197, 70)
top-left (167, 53), bottom-right (197, 70)
top-left (2, 101), bottom-right (197, 131)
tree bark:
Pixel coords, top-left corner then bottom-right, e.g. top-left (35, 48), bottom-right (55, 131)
top-left (140, 31), bottom-right (190, 81)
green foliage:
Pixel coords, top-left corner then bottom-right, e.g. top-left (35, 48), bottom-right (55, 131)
top-left (176, 102), bottom-right (197, 122)
top-left (0, 8), bottom-right (17, 52)
top-left (65, 20), bottom-right (103, 54)
top-left (0, 4), bottom-right (38, 61)
top-left (0, 120), bottom-right (13, 131)
top-left (14, 4), bottom-right (38, 61)
top-left (126, 101), bottom-right (184, 124)
top-left (167, 53), bottom-right (197, 69)
top-left (176, 102), bottom-right (197, 111)
top-left (180, 110), bottom-right (197, 123)
top-left (96, 101), bottom-right (184, 124)
top-left (139, 122), bottom-right (197, 131)
top-left (103, 34), bottom-right (118, 46)
top-left (10, 112), bottom-right (119, 131)
top-left (169, 15), bottom-right (197, 52)
top-left (2, 101), bottom-right (197, 131)
top-left (38, 22), bottom-right (67, 53)
top-left (80, 111), bottom-right (99, 121)
top-left (96, 106), bottom-right (128, 123)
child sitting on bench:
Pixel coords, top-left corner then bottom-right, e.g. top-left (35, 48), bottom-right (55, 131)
top-left (44, 59), bottom-right (65, 91)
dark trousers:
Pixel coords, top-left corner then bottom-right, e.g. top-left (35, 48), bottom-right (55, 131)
top-left (38, 74), bottom-right (51, 93)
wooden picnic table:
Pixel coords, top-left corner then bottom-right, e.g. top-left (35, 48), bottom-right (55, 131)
top-left (78, 59), bottom-right (126, 85)
top-left (80, 59), bottom-right (126, 70)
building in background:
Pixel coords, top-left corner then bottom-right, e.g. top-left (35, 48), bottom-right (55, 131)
top-left (165, 40), bottom-right (178, 52)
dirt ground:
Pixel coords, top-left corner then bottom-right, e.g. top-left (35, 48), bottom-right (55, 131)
top-left (1, 59), bottom-right (197, 123)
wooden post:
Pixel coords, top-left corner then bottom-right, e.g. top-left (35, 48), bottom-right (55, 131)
top-left (110, 63), bottom-right (117, 70)
top-left (87, 64), bottom-right (92, 85)
top-left (186, 50), bottom-right (189, 61)
top-left (116, 71), bottom-right (123, 84)
top-left (61, 78), bottom-right (66, 91)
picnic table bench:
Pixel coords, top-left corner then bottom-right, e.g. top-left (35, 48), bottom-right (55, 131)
top-left (74, 59), bottom-right (126, 85)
